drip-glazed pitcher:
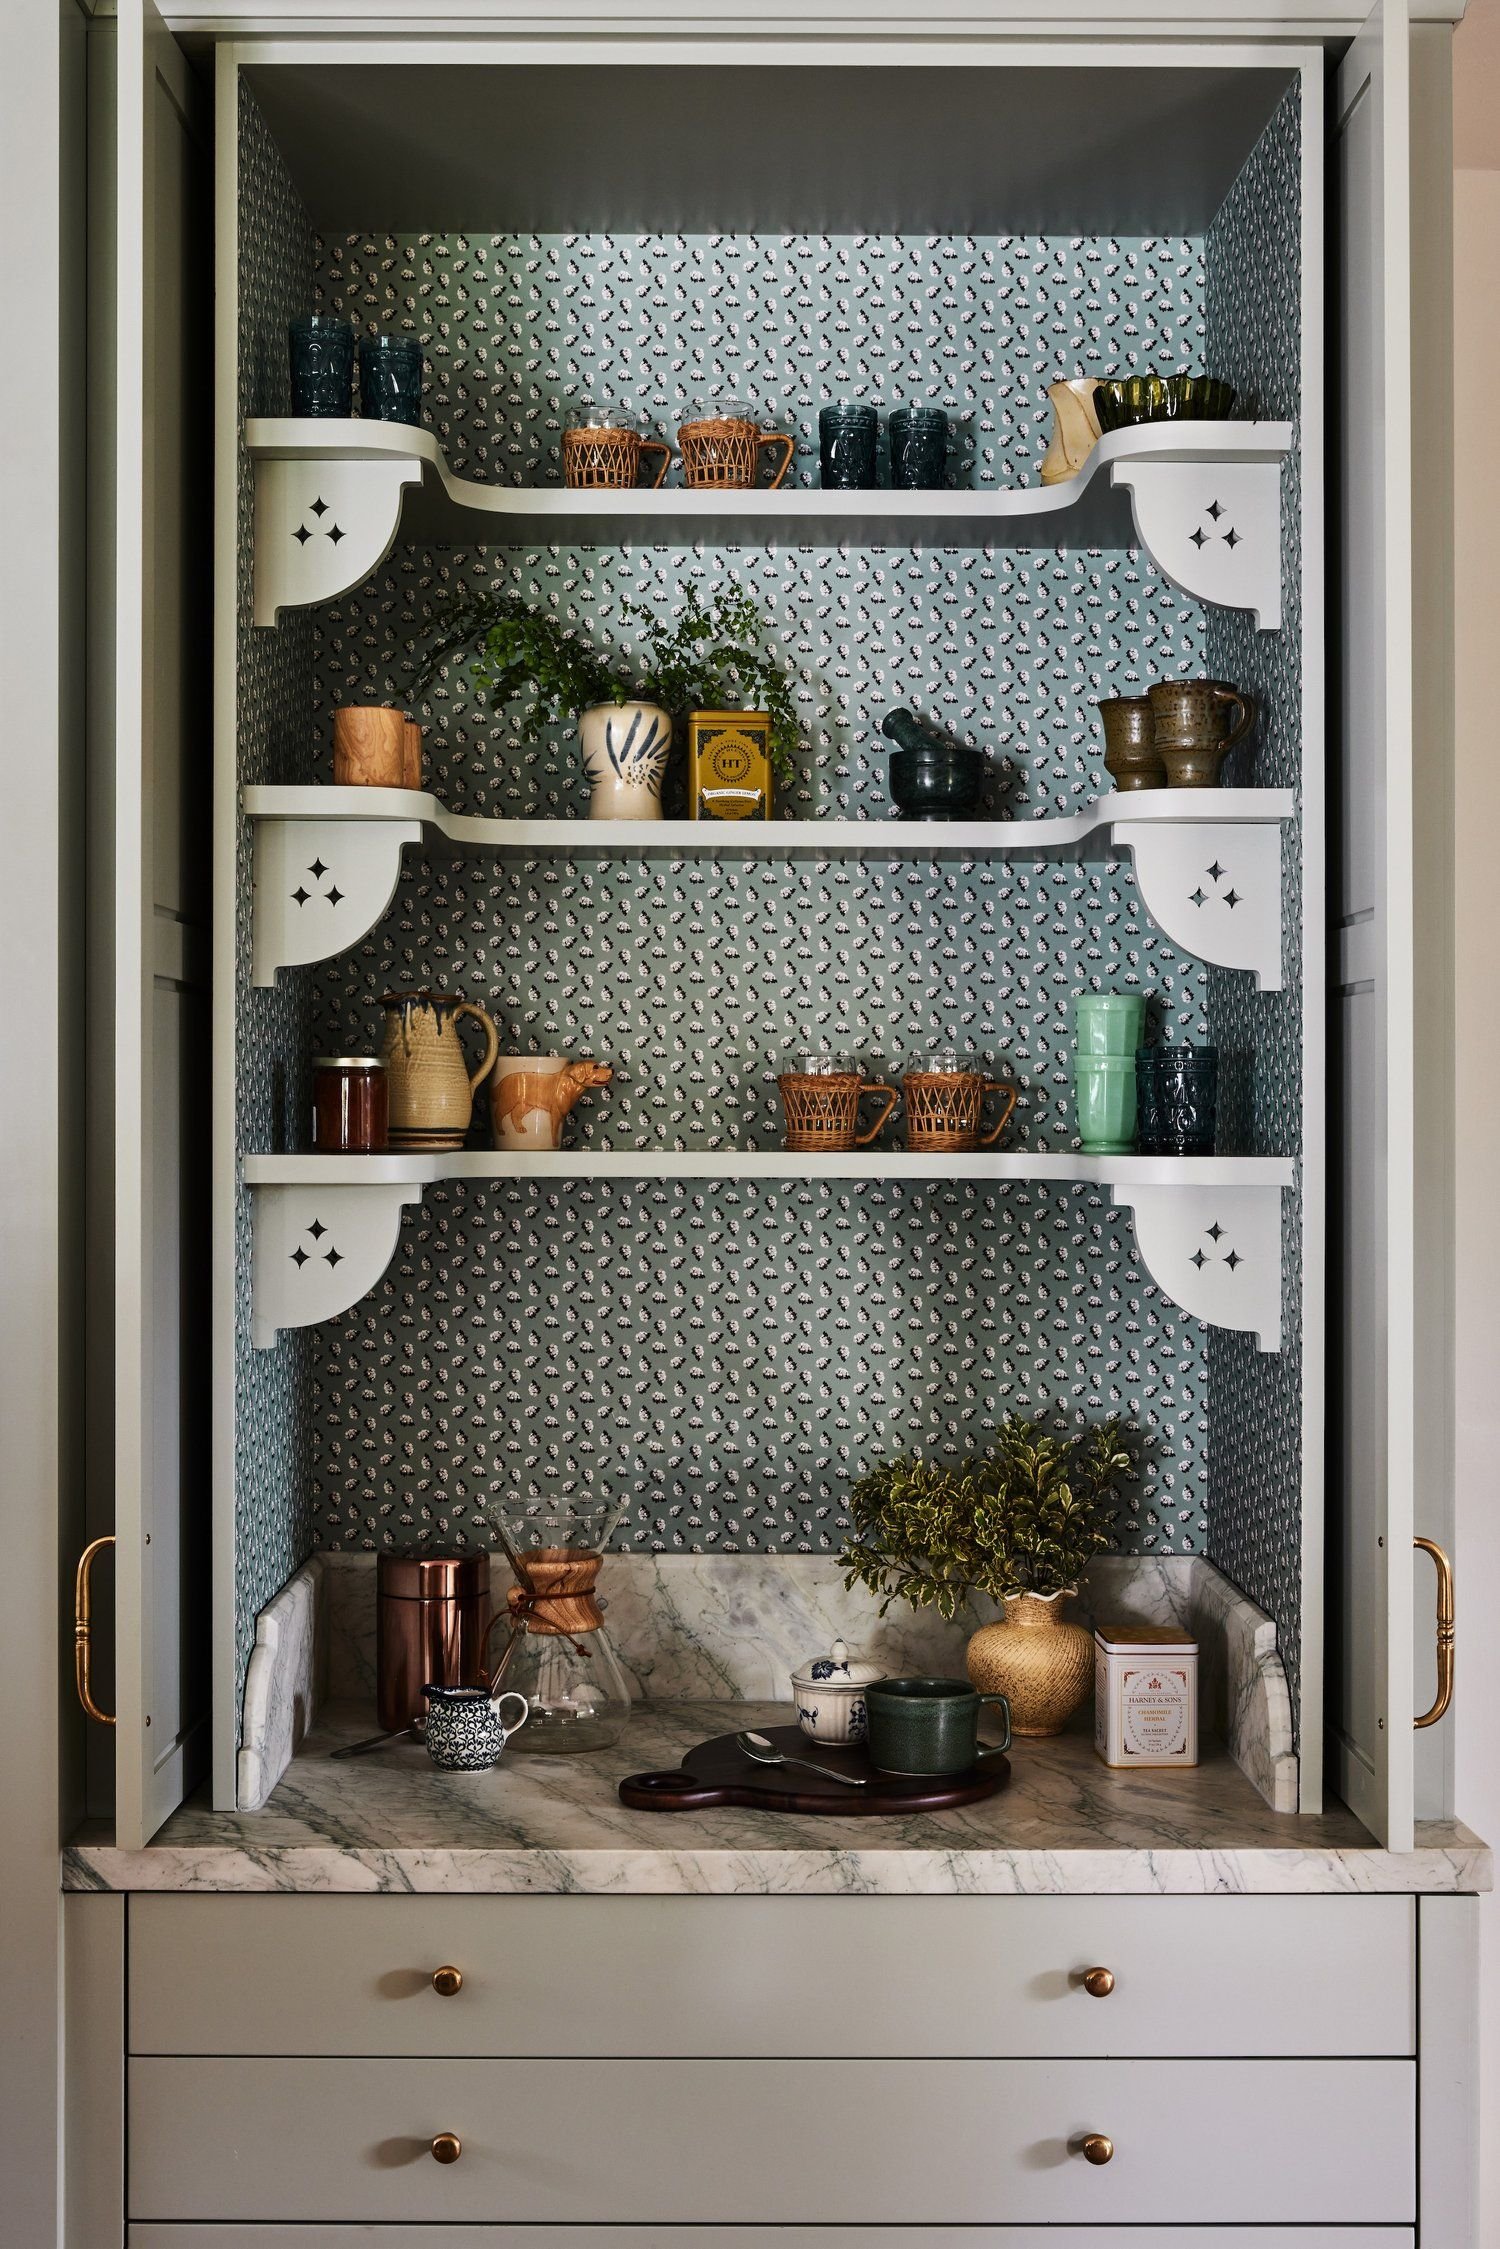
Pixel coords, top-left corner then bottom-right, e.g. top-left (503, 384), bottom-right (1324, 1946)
top-left (378, 990), bottom-right (499, 1151)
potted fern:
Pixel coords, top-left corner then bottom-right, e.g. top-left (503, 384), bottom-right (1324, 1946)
top-left (411, 585), bottom-right (799, 820)
top-left (410, 592), bottom-right (669, 820)
top-left (840, 1415), bottom-right (1132, 1736)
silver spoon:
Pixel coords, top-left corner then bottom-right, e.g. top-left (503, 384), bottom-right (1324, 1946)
top-left (736, 1729), bottom-right (869, 1788)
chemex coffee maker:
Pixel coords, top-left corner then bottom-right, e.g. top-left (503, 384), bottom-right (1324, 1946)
top-left (480, 1490), bottom-right (633, 1754)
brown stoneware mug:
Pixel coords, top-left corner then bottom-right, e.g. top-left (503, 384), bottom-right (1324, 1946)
top-left (1096, 695), bottom-right (1165, 792)
top-left (1147, 678), bottom-right (1257, 788)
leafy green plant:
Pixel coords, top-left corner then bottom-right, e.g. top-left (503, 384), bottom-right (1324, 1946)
top-left (840, 1415), bottom-right (1132, 1618)
top-left (409, 584), bottom-right (801, 788)
top-left (624, 587), bottom-right (800, 791)
top-left (410, 591), bottom-right (632, 730)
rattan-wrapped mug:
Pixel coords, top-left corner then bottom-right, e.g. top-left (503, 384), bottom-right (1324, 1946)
top-left (777, 1058), bottom-right (899, 1152)
top-left (678, 402), bottom-right (794, 490)
top-left (562, 407), bottom-right (671, 490)
top-left (902, 1059), bottom-right (1018, 1152)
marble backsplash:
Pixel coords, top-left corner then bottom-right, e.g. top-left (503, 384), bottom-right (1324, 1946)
top-left (241, 1550), bottom-right (1296, 1816)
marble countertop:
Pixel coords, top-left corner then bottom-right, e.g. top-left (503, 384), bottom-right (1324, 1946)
top-left (64, 1701), bottom-right (1489, 1896)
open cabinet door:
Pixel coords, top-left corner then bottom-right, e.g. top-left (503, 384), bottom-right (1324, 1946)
top-left (1329, 0), bottom-right (1416, 1850)
top-left (101, 0), bottom-right (212, 1846)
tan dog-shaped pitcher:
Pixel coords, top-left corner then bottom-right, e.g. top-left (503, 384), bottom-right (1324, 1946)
top-left (489, 1055), bottom-right (614, 1151)
top-left (379, 990), bottom-right (499, 1152)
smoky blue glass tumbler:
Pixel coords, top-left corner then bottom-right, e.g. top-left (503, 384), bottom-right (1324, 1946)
top-left (819, 403), bottom-right (879, 489)
top-left (889, 406), bottom-right (949, 489)
top-left (358, 331), bottom-right (425, 426)
top-left (288, 313), bottom-right (355, 418)
top-left (1138, 1044), bottom-right (1218, 1156)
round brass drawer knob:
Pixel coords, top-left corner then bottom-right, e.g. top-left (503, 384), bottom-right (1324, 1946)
top-left (430, 2133), bottom-right (462, 2165)
top-left (1082, 1966), bottom-right (1116, 1999)
top-left (431, 1966), bottom-right (463, 1997)
top-left (1080, 2133), bottom-right (1115, 2167)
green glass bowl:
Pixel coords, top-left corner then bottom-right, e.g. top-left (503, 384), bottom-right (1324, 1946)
top-left (1093, 374), bottom-right (1237, 433)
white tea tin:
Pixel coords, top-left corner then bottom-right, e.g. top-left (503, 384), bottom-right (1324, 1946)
top-left (1094, 1625), bottom-right (1198, 1768)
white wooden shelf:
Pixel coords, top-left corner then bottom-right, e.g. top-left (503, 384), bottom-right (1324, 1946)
top-left (245, 417), bottom-right (1292, 628)
top-left (244, 783), bottom-right (1295, 990)
top-left (243, 1151), bottom-right (1293, 1355)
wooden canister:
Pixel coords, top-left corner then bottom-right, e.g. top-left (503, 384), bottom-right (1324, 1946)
top-left (333, 704), bottom-right (406, 787)
top-left (402, 716), bottom-right (424, 790)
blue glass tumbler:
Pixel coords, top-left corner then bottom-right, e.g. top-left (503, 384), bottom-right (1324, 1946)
top-left (889, 406), bottom-right (949, 489)
top-left (288, 313), bottom-right (354, 418)
top-left (358, 331), bottom-right (424, 426)
top-left (819, 403), bottom-right (879, 489)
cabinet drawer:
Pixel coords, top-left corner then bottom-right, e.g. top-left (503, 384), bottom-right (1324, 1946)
top-left (127, 2231), bottom-right (1416, 2248)
top-left (128, 2057), bottom-right (1415, 2226)
top-left (128, 1894), bottom-right (1414, 2059)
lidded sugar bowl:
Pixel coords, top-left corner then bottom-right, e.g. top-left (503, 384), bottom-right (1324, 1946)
top-left (789, 1638), bottom-right (883, 1745)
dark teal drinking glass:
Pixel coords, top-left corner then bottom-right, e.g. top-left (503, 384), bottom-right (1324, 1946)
top-left (358, 331), bottom-right (425, 426)
top-left (1137, 1044), bottom-right (1218, 1155)
top-left (819, 403), bottom-right (879, 489)
top-left (889, 405), bottom-right (948, 489)
top-left (288, 313), bottom-right (354, 418)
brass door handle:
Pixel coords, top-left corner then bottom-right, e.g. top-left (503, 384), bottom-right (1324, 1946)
top-left (1414, 1536), bottom-right (1455, 1729)
top-left (1077, 2133), bottom-right (1114, 2165)
top-left (431, 1966), bottom-right (463, 1997)
top-left (74, 1536), bottom-right (116, 1726)
top-left (1081, 1966), bottom-right (1115, 1998)
top-left (430, 2133), bottom-right (462, 2164)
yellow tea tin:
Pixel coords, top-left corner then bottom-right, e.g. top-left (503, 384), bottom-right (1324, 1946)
top-left (687, 709), bottom-right (773, 820)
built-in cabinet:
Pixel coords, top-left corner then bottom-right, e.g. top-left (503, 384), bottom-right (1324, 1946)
top-left (45, 4), bottom-right (1476, 2246)
top-left (92, 7), bottom-right (1446, 1845)
top-left (202, 30), bottom-right (1336, 1822)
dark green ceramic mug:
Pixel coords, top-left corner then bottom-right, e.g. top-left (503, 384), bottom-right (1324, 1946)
top-left (864, 1676), bottom-right (1013, 1776)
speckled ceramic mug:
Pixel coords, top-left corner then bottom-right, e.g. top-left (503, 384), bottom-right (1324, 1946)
top-left (864, 1677), bottom-right (1012, 1776)
top-left (1147, 678), bottom-right (1257, 787)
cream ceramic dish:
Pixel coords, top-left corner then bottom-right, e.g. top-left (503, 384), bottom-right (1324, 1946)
top-left (789, 1638), bottom-right (883, 1745)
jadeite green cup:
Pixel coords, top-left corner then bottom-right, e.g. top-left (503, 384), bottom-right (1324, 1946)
top-left (1076, 1055), bottom-right (1138, 1153)
top-left (1075, 993), bottom-right (1146, 1057)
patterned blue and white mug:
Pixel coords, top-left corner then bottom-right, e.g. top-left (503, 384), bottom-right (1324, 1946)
top-left (423, 1684), bottom-right (530, 1771)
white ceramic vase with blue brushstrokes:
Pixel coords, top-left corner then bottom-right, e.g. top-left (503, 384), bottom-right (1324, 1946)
top-left (579, 700), bottom-right (673, 819)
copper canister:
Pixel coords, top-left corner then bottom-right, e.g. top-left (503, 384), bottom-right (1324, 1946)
top-left (376, 1551), bottom-right (491, 1732)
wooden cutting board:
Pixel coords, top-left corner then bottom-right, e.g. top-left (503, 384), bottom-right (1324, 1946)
top-left (618, 1722), bottom-right (1010, 1815)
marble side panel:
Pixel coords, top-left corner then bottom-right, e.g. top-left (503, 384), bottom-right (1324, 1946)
top-left (236, 1558), bottom-right (327, 1810)
top-left (320, 1550), bottom-right (1294, 1809)
top-left (66, 1699), bottom-right (1489, 1898)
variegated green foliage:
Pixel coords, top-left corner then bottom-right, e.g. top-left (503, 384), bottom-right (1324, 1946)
top-left (841, 1416), bottom-right (1132, 1617)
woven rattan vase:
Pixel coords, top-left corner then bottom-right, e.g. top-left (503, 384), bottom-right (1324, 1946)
top-left (965, 1590), bottom-right (1094, 1738)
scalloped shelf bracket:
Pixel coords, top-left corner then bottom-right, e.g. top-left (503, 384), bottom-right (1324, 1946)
top-left (1109, 817), bottom-right (1284, 990)
top-left (251, 813), bottom-right (422, 986)
top-left (1111, 459), bottom-right (1282, 630)
top-left (248, 1168), bottom-right (1287, 1351)
top-left (252, 1182), bottom-right (422, 1348)
top-left (252, 453), bottom-right (424, 627)
top-left (245, 789), bottom-right (1292, 987)
top-left (1112, 1182), bottom-right (1285, 1352)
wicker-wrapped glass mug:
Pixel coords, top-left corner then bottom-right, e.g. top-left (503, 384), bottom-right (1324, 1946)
top-left (777, 1057), bottom-right (900, 1152)
top-left (677, 401), bottom-right (794, 490)
top-left (902, 1056), bottom-right (1019, 1152)
top-left (561, 404), bottom-right (672, 490)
